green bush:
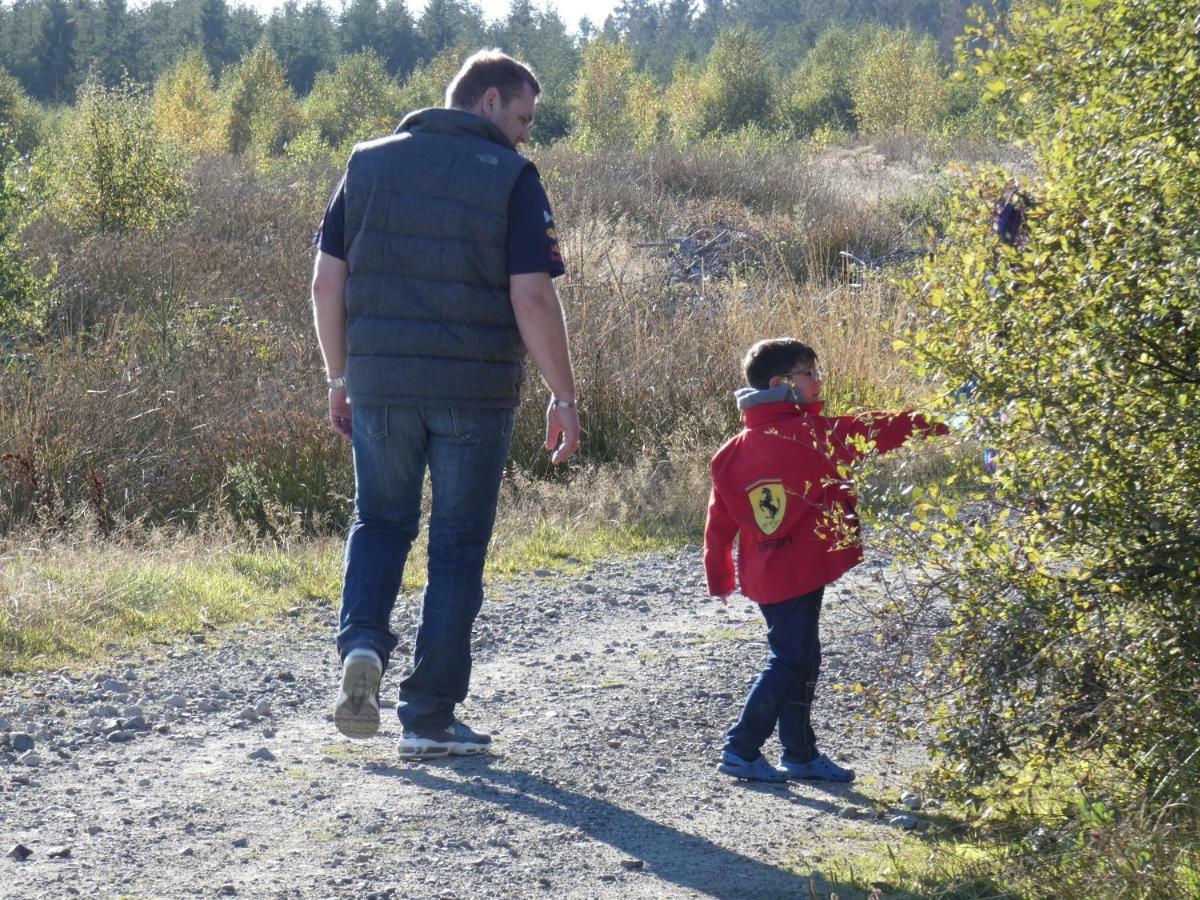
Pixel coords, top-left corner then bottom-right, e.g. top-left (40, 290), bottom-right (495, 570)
top-left (569, 39), bottom-right (661, 151)
top-left (851, 26), bottom-right (946, 136)
top-left (0, 132), bottom-right (50, 336)
top-left (776, 25), bottom-right (860, 137)
top-left (886, 0), bottom-right (1200, 825)
top-left (303, 50), bottom-right (403, 153)
top-left (0, 67), bottom-right (44, 154)
top-left (223, 41), bottom-right (302, 157)
top-left (666, 26), bottom-right (776, 142)
top-left (38, 77), bottom-right (191, 234)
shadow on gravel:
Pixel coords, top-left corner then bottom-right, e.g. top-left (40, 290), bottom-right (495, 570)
top-left (365, 757), bottom-right (813, 897)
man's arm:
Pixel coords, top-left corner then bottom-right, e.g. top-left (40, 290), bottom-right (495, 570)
top-left (311, 251), bottom-right (351, 441)
top-left (509, 271), bottom-right (579, 464)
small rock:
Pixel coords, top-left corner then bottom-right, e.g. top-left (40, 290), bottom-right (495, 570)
top-left (217, 884), bottom-right (237, 896)
top-left (533, 569), bottom-right (552, 577)
top-left (568, 653), bottom-right (584, 663)
top-left (839, 805), bottom-right (860, 819)
top-left (106, 730), bottom-right (135, 744)
top-left (888, 814), bottom-right (918, 830)
top-left (237, 707), bottom-right (259, 722)
top-left (620, 858), bottom-right (645, 870)
top-left (18, 751), bottom-right (42, 767)
top-left (900, 791), bottom-right (922, 810)
top-left (47, 846), bottom-right (71, 859)
top-left (536, 877), bottom-right (551, 889)
top-left (178, 846), bottom-right (194, 857)
top-left (275, 672), bottom-right (296, 683)
top-left (0, 718), bottom-right (9, 732)
top-left (253, 699), bottom-right (271, 718)
top-left (164, 694), bottom-right (187, 708)
top-left (231, 837), bottom-right (249, 848)
top-left (86, 825), bottom-right (103, 836)
top-left (100, 679), bottom-right (130, 694)
top-left (248, 747), bottom-right (276, 762)
top-left (579, 584), bottom-right (597, 594)
top-left (7, 843), bottom-right (32, 861)
top-left (10, 733), bottom-right (34, 753)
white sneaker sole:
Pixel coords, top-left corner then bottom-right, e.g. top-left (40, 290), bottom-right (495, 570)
top-left (334, 657), bottom-right (381, 739)
top-left (397, 737), bottom-right (490, 759)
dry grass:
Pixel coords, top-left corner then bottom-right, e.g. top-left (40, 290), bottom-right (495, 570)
top-left (3, 139), bottom-right (950, 537)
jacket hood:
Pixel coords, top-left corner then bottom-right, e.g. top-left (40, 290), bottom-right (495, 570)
top-left (735, 386), bottom-right (823, 418)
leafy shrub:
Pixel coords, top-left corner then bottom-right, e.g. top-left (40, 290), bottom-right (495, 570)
top-left (303, 50), bottom-right (403, 153)
top-left (569, 39), bottom-right (661, 151)
top-left (851, 27), bottom-right (946, 136)
top-left (153, 49), bottom-right (226, 157)
top-left (776, 25), bottom-right (860, 137)
top-left (667, 25), bottom-right (777, 141)
top-left (0, 67), bottom-right (45, 154)
top-left (0, 132), bottom-right (50, 336)
top-left (222, 41), bottom-right (302, 157)
top-left (395, 47), bottom-right (463, 113)
top-left (885, 0), bottom-right (1200, 826)
top-left (39, 77), bottom-right (191, 234)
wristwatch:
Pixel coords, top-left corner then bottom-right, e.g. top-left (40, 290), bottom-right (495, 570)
top-left (550, 396), bottom-right (576, 409)
top-left (327, 376), bottom-right (347, 390)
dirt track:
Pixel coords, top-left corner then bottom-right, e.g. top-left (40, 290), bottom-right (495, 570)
top-left (1, 546), bottom-right (928, 898)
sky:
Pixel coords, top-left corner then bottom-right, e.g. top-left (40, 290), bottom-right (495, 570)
top-left (239, 0), bottom-right (622, 32)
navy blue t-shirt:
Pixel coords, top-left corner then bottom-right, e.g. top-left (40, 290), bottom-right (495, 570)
top-left (314, 166), bottom-right (564, 278)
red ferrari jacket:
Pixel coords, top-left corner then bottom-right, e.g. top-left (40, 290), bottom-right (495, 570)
top-left (704, 396), bottom-right (945, 605)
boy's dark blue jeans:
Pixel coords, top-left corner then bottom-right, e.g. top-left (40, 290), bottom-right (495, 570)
top-left (336, 403), bottom-right (515, 735)
top-left (724, 587), bottom-right (825, 764)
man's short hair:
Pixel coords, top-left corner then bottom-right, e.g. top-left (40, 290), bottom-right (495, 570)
top-left (743, 338), bottom-right (817, 389)
top-left (446, 49), bottom-right (541, 109)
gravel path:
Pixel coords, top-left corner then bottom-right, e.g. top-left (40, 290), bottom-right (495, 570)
top-left (1, 546), bottom-right (930, 898)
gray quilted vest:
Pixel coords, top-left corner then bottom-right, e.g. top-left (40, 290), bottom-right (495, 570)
top-left (342, 108), bottom-right (532, 408)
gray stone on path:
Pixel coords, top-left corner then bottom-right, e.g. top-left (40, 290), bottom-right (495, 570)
top-left (18, 751), bottom-right (42, 767)
top-left (7, 843), bottom-right (32, 861)
top-left (0, 718), bottom-right (10, 732)
top-left (106, 730), bottom-right (135, 744)
top-left (253, 699), bottom-right (271, 717)
top-left (620, 858), bottom-right (645, 870)
top-left (888, 814), bottom-right (918, 830)
top-left (164, 694), bottom-right (187, 708)
top-left (10, 733), bottom-right (34, 753)
top-left (100, 679), bottom-right (130, 694)
top-left (231, 837), bottom-right (250, 849)
top-left (86, 825), bottom-right (103, 836)
top-left (248, 747), bottom-right (276, 762)
top-left (900, 791), bottom-right (922, 810)
top-left (47, 846), bottom-right (72, 859)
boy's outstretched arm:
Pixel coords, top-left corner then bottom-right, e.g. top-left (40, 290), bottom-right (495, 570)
top-left (835, 410), bottom-right (949, 462)
top-left (704, 485), bottom-right (738, 601)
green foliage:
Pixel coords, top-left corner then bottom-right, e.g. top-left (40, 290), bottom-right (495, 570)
top-left (222, 40), bottom-right (302, 157)
top-left (0, 132), bottom-right (51, 335)
top-left (668, 25), bottom-right (777, 141)
top-left (303, 50), bottom-right (403, 153)
top-left (153, 49), bottom-right (225, 156)
top-left (41, 77), bottom-right (191, 234)
top-left (569, 39), bottom-right (661, 151)
top-left (852, 26), bottom-right (947, 135)
top-left (0, 66), bottom-right (45, 153)
top-left (886, 0), bottom-right (1200, 821)
top-left (395, 46), bottom-right (462, 112)
top-left (776, 25), bottom-right (861, 137)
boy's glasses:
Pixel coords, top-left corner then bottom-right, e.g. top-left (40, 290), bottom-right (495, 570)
top-left (787, 366), bottom-right (824, 382)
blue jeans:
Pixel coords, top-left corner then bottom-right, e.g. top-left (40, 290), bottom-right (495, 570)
top-left (337, 403), bottom-right (515, 734)
top-left (724, 587), bottom-right (824, 763)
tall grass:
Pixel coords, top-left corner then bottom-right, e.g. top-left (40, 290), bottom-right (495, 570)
top-left (2, 139), bottom-right (941, 535)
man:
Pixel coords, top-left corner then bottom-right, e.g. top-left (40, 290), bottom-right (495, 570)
top-left (311, 49), bottom-right (580, 759)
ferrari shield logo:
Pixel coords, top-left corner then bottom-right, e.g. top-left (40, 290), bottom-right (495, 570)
top-left (748, 481), bottom-right (787, 535)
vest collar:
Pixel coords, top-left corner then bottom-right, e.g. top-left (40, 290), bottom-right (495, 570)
top-left (396, 107), bottom-right (517, 152)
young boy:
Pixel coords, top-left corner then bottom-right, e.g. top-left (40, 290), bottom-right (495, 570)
top-left (704, 338), bottom-right (947, 783)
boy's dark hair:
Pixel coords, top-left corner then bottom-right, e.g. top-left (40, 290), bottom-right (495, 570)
top-left (742, 338), bottom-right (817, 389)
top-left (446, 49), bottom-right (541, 109)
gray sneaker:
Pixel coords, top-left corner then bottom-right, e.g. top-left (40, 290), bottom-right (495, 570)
top-left (397, 719), bottom-right (492, 759)
top-left (334, 648), bottom-right (382, 739)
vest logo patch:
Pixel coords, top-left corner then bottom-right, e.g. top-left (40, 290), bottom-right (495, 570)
top-left (477, 153), bottom-right (499, 165)
top-left (748, 480), bottom-right (787, 535)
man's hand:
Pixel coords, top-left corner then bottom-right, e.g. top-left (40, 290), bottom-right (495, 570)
top-left (328, 387), bottom-right (352, 441)
top-left (544, 400), bottom-right (580, 464)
